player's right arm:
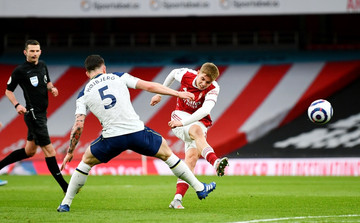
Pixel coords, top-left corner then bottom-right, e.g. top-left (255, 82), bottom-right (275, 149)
top-left (60, 113), bottom-right (86, 170)
top-left (61, 94), bottom-right (87, 170)
top-left (68, 114), bottom-right (86, 154)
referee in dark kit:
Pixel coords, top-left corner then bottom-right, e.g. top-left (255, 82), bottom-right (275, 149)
top-left (1, 40), bottom-right (68, 193)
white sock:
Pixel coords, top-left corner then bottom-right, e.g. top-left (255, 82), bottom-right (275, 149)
top-left (165, 153), bottom-right (204, 192)
top-left (201, 146), bottom-right (214, 160)
top-left (61, 161), bottom-right (91, 206)
top-left (174, 194), bottom-right (183, 200)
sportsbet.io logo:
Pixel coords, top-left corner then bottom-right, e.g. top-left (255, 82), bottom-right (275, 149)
top-left (220, 0), bottom-right (230, 9)
top-left (80, 0), bottom-right (139, 11)
top-left (220, 0), bottom-right (280, 10)
top-left (150, 0), bottom-right (210, 10)
top-left (150, 0), bottom-right (161, 10)
top-left (81, 0), bottom-right (91, 11)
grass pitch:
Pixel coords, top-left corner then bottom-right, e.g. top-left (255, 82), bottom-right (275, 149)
top-left (0, 175), bottom-right (359, 223)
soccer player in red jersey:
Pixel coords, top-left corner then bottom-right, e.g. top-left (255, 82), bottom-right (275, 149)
top-left (151, 62), bottom-right (229, 209)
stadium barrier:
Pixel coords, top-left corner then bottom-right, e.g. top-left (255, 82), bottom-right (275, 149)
top-left (1, 158), bottom-right (360, 176)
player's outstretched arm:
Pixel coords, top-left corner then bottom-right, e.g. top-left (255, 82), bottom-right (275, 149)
top-left (136, 79), bottom-right (194, 101)
top-left (150, 69), bottom-right (178, 106)
top-left (61, 114), bottom-right (86, 170)
top-left (150, 94), bottom-right (162, 106)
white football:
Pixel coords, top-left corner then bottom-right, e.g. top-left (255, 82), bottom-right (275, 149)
top-left (307, 99), bottom-right (333, 124)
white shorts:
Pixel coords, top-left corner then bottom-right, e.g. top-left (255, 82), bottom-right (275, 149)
top-left (171, 110), bottom-right (208, 152)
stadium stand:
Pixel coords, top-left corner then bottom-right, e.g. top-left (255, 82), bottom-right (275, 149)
top-left (1, 14), bottom-right (360, 176)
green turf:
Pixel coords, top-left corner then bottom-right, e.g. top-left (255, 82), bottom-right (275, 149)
top-left (0, 175), bottom-right (359, 223)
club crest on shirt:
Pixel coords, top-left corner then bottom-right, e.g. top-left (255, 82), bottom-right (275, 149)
top-left (30, 76), bottom-right (38, 87)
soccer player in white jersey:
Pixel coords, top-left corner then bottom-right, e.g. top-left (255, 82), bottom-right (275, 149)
top-left (57, 55), bottom-right (216, 212)
top-left (150, 62), bottom-right (229, 209)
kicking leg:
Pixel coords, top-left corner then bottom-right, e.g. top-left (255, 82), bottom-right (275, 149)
top-left (189, 125), bottom-right (229, 176)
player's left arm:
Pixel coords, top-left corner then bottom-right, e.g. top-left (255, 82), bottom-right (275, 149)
top-left (150, 68), bottom-right (183, 106)
top-left (168, 100), bottom-right (216, 128)
top-left (169, 85), bottom-right (219, 128)
top-left (136, 79), bottom-right (194, 101)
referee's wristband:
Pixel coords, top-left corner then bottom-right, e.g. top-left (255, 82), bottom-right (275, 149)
top-left (14, 103), bottom-right (20, 109)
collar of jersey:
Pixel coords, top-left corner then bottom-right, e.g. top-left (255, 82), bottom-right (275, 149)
top-left (192, 77), bottom-right (200, 89)
top-left (26, 61), bottom-right (37, 67)
top-left (91, 73), bottom-right (103, 79)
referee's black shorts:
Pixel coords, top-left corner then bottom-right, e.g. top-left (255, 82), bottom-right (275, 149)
top-left (24, 111), bottom-right (51, 146)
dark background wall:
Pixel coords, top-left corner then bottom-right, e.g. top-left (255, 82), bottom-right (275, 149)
top-left (1, 14), bottom-right (359, 53)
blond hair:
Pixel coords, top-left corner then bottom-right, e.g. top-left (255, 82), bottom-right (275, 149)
top-left (200, 62), bottom-right (219, 81)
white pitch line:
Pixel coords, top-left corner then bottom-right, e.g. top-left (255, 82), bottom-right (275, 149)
top-left (232, 214), bottom-right (360, 223)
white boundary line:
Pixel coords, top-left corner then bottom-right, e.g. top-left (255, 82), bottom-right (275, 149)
top-left (232, 214), bottom-right (360, 223)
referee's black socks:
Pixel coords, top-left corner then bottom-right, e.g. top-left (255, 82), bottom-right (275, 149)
top-left (0, 148), bottom-right (28, 170)
top-left (45, 156), bottom-right (69, 193)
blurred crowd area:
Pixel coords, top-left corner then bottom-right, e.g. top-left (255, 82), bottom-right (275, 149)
top-left (1, 14), bottom-right (359, 53)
